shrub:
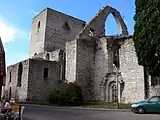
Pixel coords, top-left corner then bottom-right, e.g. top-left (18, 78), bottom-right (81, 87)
top-left (48, 82), bottom-right (84, 106)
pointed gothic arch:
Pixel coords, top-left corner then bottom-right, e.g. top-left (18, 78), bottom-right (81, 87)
top-left (77, 6), bottom-right (128, 39)
top-left (105, 13), bottom-right (119, 35)
top-left (46, 53), bottom-right (50, 60)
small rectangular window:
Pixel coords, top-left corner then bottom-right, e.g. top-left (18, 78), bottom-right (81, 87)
top-left (9, 71), bottom-right (11, 82)
top-left (17, 63), bottom-right (22, 87)
top-left (43, 68), bottom-right (49, 79)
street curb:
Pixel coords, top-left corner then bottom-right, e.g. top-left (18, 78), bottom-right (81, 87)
top-left (21, 103), bottom-right (131, 112)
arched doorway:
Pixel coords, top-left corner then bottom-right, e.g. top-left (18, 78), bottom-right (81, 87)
top-left (111, 84), bottom-right (117, 102)
top-left (108, 81), bottom-right (117, 102)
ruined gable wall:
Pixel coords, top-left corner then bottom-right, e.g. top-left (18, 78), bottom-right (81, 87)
top-left (76, 6), bottom-right (128, 41)
top-left (65, 6), bottom-right (129, 101)
top-left (119, 38), bottom-right (145, 103)
top-left (5, 59), bottom-right (29, 101)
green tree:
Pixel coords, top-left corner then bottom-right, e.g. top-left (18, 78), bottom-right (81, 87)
top-left (133, 0), bottom-right (160, 76)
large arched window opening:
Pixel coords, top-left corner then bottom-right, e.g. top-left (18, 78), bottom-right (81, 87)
top-left (86, 6), bottom-right (128, 38)
top-left (105, 13), bottom-right (121, 36)
top-left (46, 53), bottom-right (50, 60)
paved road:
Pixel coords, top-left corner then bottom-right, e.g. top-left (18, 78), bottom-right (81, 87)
top-left (22, 105), bottom-right (160, 120)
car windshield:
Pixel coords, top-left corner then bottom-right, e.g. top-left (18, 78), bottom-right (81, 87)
top-left (144, 97), bottom-right (151, 101)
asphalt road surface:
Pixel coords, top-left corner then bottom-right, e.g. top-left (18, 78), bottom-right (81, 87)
top-left (21, 105), bottom-right (160, 120)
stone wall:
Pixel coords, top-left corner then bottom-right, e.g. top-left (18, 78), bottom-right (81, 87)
top-left (119, 38), bottom-right (145, 103)
top-left (76, 39), bottom-right (95, 100)
top-left (27, 59), bottom-right (60, 101)
top-left (105, 73), bottom-right (117, 102)
top-left (29, 9), bottom-right (47, 58)
top-left (65, 39), bottom-right (77, 82)
top-left (149, 76), bottom-right (160, 97)
top-left (32, 49), bottom-right (63, 61)
top-left (150, 85), bottom-right (160, 96)
top-left (5, 59), bottom-right (29, 101)
top-left (93, 37), bottom-right (109, 101)
top-left (44, 8), bottom-right (85, 52)
top-left (5, 58), bottom-right (61, 101)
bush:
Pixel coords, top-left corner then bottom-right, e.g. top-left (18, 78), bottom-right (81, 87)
top-left (48, 82), bottom-right (84, 106)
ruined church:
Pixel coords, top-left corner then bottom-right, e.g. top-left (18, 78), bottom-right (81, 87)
top-left (3, 6), bottom-right (160, 103)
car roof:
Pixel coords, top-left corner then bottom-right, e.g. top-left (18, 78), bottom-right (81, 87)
top-left (151, 96), bottom-right (160, 97)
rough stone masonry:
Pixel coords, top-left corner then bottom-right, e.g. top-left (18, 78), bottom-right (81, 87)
top-left (3, 6), bottom-right (160, 103)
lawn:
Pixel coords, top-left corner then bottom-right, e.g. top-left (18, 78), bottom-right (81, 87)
top-left (28, 100), bottom-right (130, 109)
top-left (83, 101), bottom-right (130, 109)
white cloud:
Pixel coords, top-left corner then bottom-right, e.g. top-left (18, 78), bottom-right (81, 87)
top-left (0, 16), bottom-right (29, 44)
top-left (0, 19), bottom-right (16, 43)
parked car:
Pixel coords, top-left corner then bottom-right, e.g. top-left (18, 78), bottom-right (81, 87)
top-left (131, 96), bottom-right (160, 114)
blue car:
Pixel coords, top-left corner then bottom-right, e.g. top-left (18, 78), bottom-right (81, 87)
top-left (131, 96), bottom-right (160, 114)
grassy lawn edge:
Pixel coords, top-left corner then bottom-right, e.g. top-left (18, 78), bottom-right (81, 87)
top-left (22, 101), bottom-right (130, 109)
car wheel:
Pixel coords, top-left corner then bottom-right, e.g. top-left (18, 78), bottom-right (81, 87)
top-left (136, 107), bottom-right (145, 114)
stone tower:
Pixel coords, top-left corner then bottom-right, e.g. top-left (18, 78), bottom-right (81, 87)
top-left (29, 8), bottom-right (86, 58)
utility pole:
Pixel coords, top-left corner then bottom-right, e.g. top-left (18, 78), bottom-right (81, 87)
top-left (18, 105), bottom-right (21, 120)
top-left (114, 51), bottom-right (119, 109)
top-left (116, 66), bottom-right (119, 109)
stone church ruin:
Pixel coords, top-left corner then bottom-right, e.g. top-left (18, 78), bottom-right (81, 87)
top-left (3, 6), bottom-right (160, 103)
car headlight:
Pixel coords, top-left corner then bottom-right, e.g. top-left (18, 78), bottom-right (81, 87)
top-left (131, 104), bottom-right (138, 108)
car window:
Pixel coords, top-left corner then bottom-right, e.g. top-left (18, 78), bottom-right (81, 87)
top-left (149, 97), bottom-right (159, 102)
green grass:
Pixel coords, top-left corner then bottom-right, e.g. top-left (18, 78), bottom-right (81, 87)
top-left (83, 101), bottom-right (130, 109)
top-left (29, 100), bottom-right (130, 109)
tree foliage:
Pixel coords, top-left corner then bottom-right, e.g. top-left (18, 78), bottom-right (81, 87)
top-left (48, 82), bottom-right (84, 106)
top-left (133, 0), bottom-right (160, 76)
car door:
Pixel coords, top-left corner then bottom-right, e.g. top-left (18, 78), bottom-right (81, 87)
top-left (146, 96), bottom-right (159, 113)
top-left (155, 96), bottom-right (160, 113)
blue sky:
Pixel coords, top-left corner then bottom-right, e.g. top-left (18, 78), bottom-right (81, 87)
top-left (0, 0), bottom-right (135, 66)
